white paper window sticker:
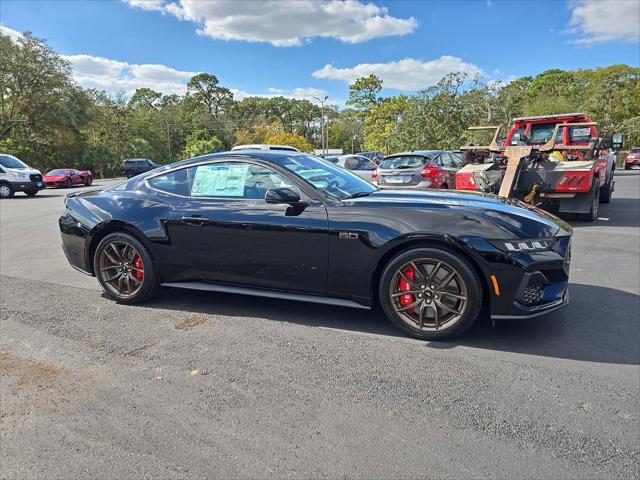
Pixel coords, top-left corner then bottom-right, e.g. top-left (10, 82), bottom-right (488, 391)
top-left (191, 163), bottom-right (251, 197)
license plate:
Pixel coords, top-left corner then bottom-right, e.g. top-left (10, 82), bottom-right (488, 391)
top-left (37, 182), bottom-right (42, 187)
top-left (386, 176), bottom-right (408, 184)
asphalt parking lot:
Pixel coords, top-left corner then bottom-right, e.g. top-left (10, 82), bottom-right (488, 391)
top-left (1, 174), bottom-right (639, 479)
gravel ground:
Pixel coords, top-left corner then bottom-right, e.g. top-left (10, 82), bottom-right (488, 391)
top-left (1, 173), bottom-right (638, 479)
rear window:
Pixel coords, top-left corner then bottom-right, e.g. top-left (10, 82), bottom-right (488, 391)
top-left (379, 155), bottom-right (427, 169)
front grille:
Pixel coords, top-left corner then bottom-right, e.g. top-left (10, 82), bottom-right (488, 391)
top-left (30, 174), bottom-right (42, 182)
top-left (522, 285), bottom-right (544, 305)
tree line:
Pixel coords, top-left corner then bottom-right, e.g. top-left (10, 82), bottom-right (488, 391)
top-left (1, 32), bottom-right (638, 177)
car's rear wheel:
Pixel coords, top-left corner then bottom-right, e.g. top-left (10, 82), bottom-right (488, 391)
top-left (84, 176), bottom-right (93, 186)
top-left (0, 183), bottom-right (14, 198)
top-left (379, 247), bottom-right (482, 340)
top-left (94, 232), bottom-right (159, 304)
top-left (66, 178), bottom-right (73, 188)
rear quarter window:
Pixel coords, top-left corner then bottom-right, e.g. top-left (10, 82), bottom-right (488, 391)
top-left (147, 169), bottom-right (188, 196)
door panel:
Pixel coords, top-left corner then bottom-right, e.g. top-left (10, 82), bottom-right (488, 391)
top-left (174, 161), bottom-right (329, 294)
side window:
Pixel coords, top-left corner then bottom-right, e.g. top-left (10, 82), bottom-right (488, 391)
top-left (440, 153), bottom-right (454, 167)
top-left (569, 126), bottom-right (592, 143)
top-left (188, 162), bottom-right (294, 199)
top-left (361, 160), bottom-right (377, 171)
top-left (510, 126), bottom-right (525, 145)
top-left (147, 169), bottom-right (189, 196)
top-left (345, 157), bottom-right (360, 170)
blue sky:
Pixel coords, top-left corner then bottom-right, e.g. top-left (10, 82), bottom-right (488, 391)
top-left (1, 0), bottom-right (639, 105)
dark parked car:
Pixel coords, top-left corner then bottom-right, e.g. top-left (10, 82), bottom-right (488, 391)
top-left (356, 151), bottom-right (385, 164)
top-left (121, 158), bottom-right (159, 178)
top-left (60, 151), bottom-right (572, 340)
top-left (374, 150), bottom-right (463, 189)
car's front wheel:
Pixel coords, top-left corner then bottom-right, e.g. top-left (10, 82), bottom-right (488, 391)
top-left (94, 232), bottom-right (159, 304)
top-left (379, 247), bottom-right (482, 340)
top-left (84, 176), bottom-right (93, 186)
top-left (0, 183), bottom-right (14, 198)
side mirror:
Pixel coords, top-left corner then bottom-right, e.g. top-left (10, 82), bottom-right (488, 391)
top-left (612, 133), bottom-right (624, 150)
top-left (265, 187), bottom-right (301, 204)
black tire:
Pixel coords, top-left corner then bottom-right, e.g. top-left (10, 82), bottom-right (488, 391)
top-left (0, 182), bottom-right (14, 198)
top-left (379, 246), bottom-right (483, 340)
top-left (25, 189), bottom-right (38, 197)
top-left (625, 165), bottom-right (630, 170)
top-left (93, 232), bottom-right (159, 305)
top-left (599, 174), bottom-right (613, 204)
top-left (66, 178), bottom-right (73, 188)
top-left (579, 183), bottom-right (600, 221)
top-left (126, 171), bottom-right (135, 179)
top-left (85, 176), bottom-right (93, 186)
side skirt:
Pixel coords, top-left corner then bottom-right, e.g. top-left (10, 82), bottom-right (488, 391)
top-left (161, 281), bottom-right (371, 310)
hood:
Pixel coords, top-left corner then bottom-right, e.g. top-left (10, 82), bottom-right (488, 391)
top-left (5, 167), bottom-right (42, 176)
top-left (350, 189), bottom-right (573, 239)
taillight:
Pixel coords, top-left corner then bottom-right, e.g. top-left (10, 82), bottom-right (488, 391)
top-left (421, 166), bottom-right (438, 178)
top-left (371, 170), bottom-right (378, 180)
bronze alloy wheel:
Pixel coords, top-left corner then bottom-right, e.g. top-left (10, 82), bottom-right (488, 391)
top-left (389, 258), bottom-right (468, 332)
top-left (98, 240), bottom-right (145, 298)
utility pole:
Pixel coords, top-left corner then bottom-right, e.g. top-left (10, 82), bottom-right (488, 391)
top-left (313, 95), bottom-right (328, 155)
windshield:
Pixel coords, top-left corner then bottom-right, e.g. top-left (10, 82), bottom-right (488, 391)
top-left (0, 154), bottom-right (28, 169)
top-left (272, 154), bottom-right (377, 199)
top-left (379, 155), bottom-right (427, 169)
top-left (529, 123), bottom-right (563, 144)
top-left (47, 169), bottom-right (69, 175)
top-left (631, 148), bottom-right (640, 154)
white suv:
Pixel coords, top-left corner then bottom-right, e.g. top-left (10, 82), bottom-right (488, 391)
top-left (0, 154), bottom-right (46, 198)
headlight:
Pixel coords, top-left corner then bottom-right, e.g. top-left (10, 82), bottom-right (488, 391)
top-left (490, 238), bottom-right (555, 252)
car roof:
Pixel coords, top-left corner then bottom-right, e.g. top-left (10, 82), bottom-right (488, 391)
top-left (162, 150), bottom-right (311, 170)
top-left (385, 150), bottom-right (444, 158)
top-left (231, 144), bottom-right (299, 152)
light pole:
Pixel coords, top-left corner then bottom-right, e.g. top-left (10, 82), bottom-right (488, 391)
top-left (313, 95), bottom-right (328, 155)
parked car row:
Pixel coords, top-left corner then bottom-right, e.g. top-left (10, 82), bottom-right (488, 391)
top-left (0, 153), bottom-right (162, 198)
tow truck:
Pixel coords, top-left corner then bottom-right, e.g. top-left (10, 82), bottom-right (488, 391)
top-left (455, 113), bottom-right (622, 221)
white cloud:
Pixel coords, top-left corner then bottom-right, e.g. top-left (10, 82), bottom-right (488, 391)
top-left (232, 86), bottom-right (341, 105)
top-left (124, 0), bottom-right (417, 46)
top-left (569, 0), bottom-right (640, 45)
top-left (0, 25), bottom-right (22, 42)
top-left (313, 56), bottom-right (483, 90)
top-left (62, 54), bottom-right (197, 95)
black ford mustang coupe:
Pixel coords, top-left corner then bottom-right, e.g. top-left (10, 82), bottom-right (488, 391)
top-left (59, 151), bottom-right (572, 340)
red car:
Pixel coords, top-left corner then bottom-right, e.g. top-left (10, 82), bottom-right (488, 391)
top-left (44, 168), bottom-right (93, 188)
top-left (625, 147), bottom-right (640, 169)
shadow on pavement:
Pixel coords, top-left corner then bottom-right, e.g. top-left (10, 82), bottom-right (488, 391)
top-left (567, 198), bottom-right (640, 228)
top-left (140, 282), bottom-right (639, 366)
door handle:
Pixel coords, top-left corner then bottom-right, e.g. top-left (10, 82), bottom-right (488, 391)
top-left (181, 215), bottom-right (211, 226)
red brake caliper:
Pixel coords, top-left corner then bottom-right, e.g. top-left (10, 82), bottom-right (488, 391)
top-left (133, 255), bottom-right (144, 282)
top-left (398, 265), bottom-right (415, 313)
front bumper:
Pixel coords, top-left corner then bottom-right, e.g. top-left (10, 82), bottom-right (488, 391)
top-left (9, 180), bottom-right (46, 192)
top-left (469, 234), bottom-right (572, 320)
top-left (625, 158), bottom-right (640, 167)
